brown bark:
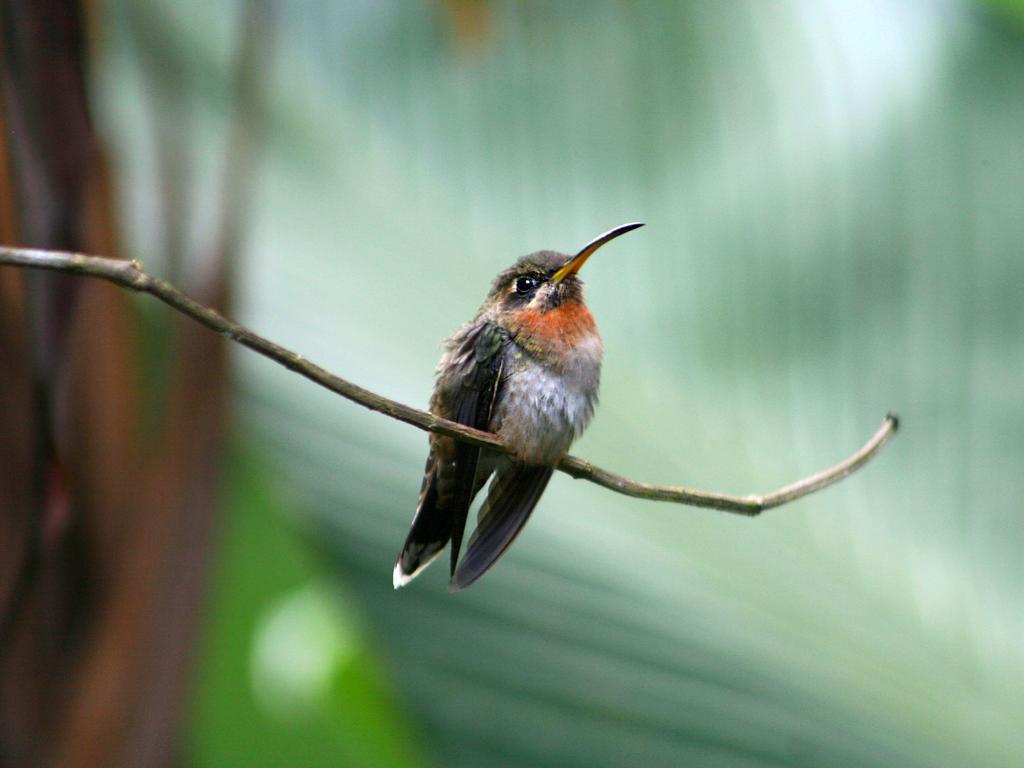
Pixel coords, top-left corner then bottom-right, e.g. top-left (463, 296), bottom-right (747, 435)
top-left (0, 2), bottom-right (237, 766)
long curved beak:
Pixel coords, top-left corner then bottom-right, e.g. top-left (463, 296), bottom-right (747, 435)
top-left (550, 222), bottom-right (644, 284)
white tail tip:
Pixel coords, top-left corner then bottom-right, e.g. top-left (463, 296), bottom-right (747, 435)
top-left (393, 562), bottom-right (415, 589)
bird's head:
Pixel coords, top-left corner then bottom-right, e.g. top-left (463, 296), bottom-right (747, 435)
top-left (483, 222), bottom-right (644, 320)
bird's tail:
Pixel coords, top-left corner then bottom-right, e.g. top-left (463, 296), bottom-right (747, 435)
top-left (393, 467), bottom-right (452, 588)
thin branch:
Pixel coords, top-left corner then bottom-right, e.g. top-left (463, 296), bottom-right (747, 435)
top-left (0, 245), bottom-right (899, 515)
top-left (558, 415), bottom-right (897, 515)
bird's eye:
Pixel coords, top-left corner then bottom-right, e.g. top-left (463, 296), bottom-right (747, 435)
top-left (514, 276), bottom-right (539, 295)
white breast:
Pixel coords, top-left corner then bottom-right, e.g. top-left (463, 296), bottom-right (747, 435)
top-left (492, 349), bottom-right (600, 465)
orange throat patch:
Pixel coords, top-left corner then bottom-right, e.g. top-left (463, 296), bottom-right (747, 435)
top-left (508, 302), bottom-right (600, 362)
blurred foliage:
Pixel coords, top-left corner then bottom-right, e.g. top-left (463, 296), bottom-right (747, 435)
top-left (187, 448), bottom-right (426, 768)
top-left (984, 0), bottom-right (1024, 25)
top-left (96, 1), bottom-right (1023, 766)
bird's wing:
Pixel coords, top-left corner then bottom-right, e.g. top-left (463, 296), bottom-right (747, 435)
top-left (449, 463), bottom-right (554, 591)
top-left (393, 322), bottom-right (507, 587)
top-left (445, 326), bottom-right (507, 575)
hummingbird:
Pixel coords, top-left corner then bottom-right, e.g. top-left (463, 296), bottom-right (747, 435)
top-left (393, 222), bottom-right (644, 591)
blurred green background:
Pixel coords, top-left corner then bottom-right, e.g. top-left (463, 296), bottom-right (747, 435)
top-left (94, 1), bottom-right (1023, 766)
